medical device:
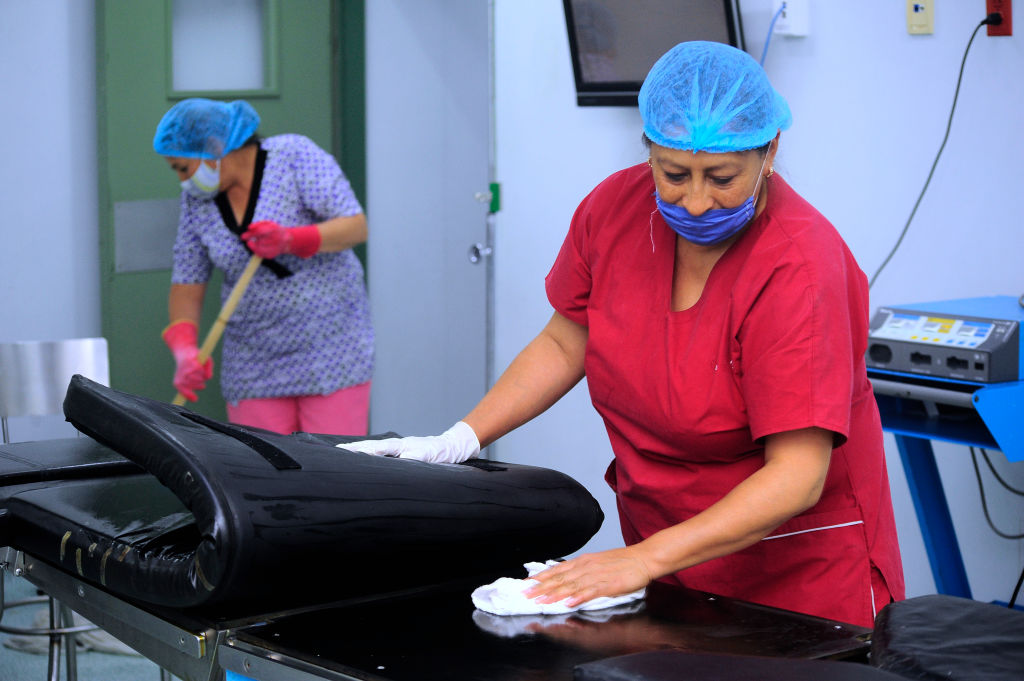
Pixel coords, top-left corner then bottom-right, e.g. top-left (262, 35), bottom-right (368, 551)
top-left (866, 295), bottom-right (1024, 600)
top-left (866, 296), bottom-right (1021, 384)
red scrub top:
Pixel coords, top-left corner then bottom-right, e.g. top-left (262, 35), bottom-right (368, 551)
top-left (545, 163), bottom-right (905, 628)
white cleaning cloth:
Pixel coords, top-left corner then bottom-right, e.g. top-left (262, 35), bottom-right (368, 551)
top-left (471, 560), bottom-right (645, 616)
top-left (472, 600), bottom-right (646, 638)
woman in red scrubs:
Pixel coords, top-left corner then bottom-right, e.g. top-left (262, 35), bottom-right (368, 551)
top-left (345, 41), bottom-right (904, 628)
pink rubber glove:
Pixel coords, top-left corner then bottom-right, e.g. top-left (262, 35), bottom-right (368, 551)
top-left (241, 220), bottom-right (321, 259)
top-left (162, 320), bottom-right (213, 402)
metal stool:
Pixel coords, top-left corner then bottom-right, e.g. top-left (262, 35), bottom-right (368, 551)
top-left (0, 338), bottom-right (109, 681)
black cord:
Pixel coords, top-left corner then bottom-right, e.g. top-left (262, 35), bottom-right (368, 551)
top-left (1011, 564), bottom-right (1024, 609)
top-left (869, 15), bottom-right (1000, 288)
top-left (980, 448), bottom-right (1024, 496)
top-left (969, 447), bottom-right (1024, 539)
top-left (975, 447), bottom-right (1024, 607)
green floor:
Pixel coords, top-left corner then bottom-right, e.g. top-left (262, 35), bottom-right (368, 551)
top-left (0, 571), bottom-right (167, 680)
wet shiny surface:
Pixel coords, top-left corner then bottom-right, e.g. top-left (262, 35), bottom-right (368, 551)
top-left (234, 580), bottom-right (870, 681)
top-left (0, 438), bottom-right (139, 487)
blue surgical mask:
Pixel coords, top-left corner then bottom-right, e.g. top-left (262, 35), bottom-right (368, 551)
top-left (181, 160), bottom-right (221, 199)
top-left (654, 152), bottom-right (770, 246)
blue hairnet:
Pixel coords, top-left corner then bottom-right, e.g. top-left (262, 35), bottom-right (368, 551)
top-left (639, 41), bottom-right (791, 153)
top-left (153, 99), bottom-right (260, 159)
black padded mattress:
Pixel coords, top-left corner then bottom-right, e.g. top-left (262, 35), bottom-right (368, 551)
top-left (0, 375), bottom-right (604, 617)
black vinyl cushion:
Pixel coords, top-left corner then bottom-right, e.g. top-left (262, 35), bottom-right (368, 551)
top-left (574, 651), bottom-right (907, 681)
top-left (871, 594), bottom-right (1024, 681)
top-left (5, 375), bottom-right (604, 614)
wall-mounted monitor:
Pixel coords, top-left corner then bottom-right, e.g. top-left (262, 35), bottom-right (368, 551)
top-left (564, 0), bottom-right (745, 107)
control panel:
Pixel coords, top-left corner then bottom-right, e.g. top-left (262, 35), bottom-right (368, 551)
top-left (866, 296), bottom-right (1022, 383)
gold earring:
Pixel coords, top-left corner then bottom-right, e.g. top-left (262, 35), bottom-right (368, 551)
top-left (647, 158), bottom-right (653, 168)
top-left (767, 167), bottom-right (774, 178)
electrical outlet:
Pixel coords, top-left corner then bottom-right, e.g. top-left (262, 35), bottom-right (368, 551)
top-left (772, 0), bottom-right (810, 37)
top-left (986, 0), bottom-right (1013, 36)
top-left (906, 1), bottom-right (934, 35)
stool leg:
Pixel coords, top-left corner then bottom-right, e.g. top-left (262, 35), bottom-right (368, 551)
top-left (61, 603), bottom-right (78, 681)
top-left (47, 597), bottom-right (62, 681)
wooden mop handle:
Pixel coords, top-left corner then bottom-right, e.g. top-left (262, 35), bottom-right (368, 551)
top-left (172, 254), bottom-right (263, 406)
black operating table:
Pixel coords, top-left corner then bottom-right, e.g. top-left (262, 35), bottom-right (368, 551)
top-left (4, 375), bottom-right (975, 681)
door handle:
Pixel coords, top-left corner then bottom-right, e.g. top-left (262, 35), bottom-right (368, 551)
top-left (468, 243), bottom-right (493, 264)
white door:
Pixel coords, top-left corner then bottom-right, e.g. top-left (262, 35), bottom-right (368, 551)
top-left (366, 1), bottom-right (493, 440)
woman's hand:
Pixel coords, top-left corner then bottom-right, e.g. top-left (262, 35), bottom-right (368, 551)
top-left (523, 547), bottom-right (654, 608)
top-left (242, 220), bottom-right (321, 258)
top-left (162, 319), bottom-right (213, 402)
top-left (340, 421), bottom-right (480, 464)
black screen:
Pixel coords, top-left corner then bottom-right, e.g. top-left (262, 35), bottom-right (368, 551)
top-left (564, 0), bottom-right (745, 106)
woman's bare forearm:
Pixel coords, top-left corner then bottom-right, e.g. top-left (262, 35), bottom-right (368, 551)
top-left (463, 312), bottom-right (588, 447)
top-left (168, 283), bottom-right (207, 325)
top-left (316, 214), bottom-right (367, 253)
top-left (632, 427), bottom-right (834, 578)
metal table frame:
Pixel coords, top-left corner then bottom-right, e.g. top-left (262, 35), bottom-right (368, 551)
top-left (3, 550), bottom-right (225, 681)
top-left (874, 378), bottom-right (1024, 599)
top-left (0, 547), bottom-right (872, 681)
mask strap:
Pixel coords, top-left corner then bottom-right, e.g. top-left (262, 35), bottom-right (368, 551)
top-left (749, 147), bottom-right (771, 200)
top-left (648, 208), bottom-right (658, 253)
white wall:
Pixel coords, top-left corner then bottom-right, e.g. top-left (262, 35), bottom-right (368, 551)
top-left (493, 0), bottom-right (1024, 603)
top-left (491, 1), bottom-right (641, 556)
top-left (0, 1), bottom-right (100, 442)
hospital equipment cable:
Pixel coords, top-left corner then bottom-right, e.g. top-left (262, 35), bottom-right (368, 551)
top-left (758, 2), bottom-right (787, 66)
top-left (868, 13), bottom-right (1005, 289)
top-left (980, 448), bottom-right (1024, 497)
top-left (968, 446), bottom-right (1024, 608)
top-left (968, 447), bottom-right (1024, 540)
top-left (1011, 564), bottom-right (1024, 610)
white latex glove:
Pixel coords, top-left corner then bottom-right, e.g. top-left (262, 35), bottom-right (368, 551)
top-left (338, 421), bottom-right (481, 464)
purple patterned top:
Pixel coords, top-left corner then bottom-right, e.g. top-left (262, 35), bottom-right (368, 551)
top-left (171, 134), bottom-right (374, 403)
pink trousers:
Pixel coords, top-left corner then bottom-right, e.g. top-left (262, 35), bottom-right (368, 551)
top-left (227, 381), bottom-right (370, 435)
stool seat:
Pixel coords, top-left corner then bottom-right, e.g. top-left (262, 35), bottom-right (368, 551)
top-left (871, 594), bottom-right (1024, 681)
top-left (0, 337), bottom-right (109, 681)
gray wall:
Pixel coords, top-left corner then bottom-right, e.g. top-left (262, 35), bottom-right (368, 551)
top-left (3, 0), bottom-right (1022, 606)
top-left (364, 0), bottom-right (493, 438)
top-left (0, 1), bottom-right (100, 441)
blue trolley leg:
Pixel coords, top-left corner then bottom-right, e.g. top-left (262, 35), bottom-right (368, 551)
top-left (895, 434), bottom-right (972, 598)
